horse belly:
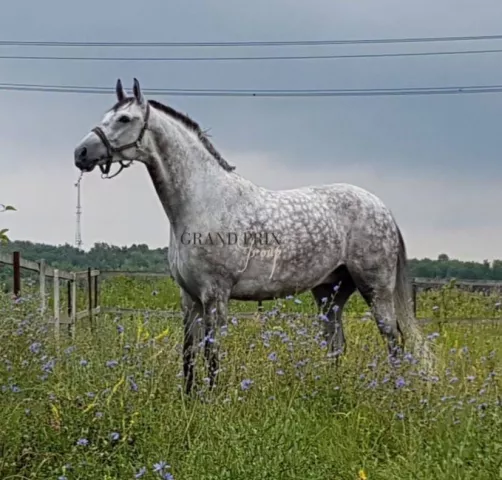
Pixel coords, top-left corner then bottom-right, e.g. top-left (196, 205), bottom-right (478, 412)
top-left (230, 259), bottom-right (337, 300)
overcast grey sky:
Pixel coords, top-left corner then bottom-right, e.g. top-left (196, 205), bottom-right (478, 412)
top-left (1, 0), bottom-right (502, 261)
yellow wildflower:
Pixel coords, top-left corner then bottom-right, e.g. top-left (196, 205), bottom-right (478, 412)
top-left (358, 469), bottom-right (368, 480)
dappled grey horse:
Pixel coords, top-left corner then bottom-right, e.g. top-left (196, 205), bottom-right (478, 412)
top-left (74, 78), bottom-right (434, 394)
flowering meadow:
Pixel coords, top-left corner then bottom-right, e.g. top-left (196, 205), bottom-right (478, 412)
top-left (0, 276), bottom-right (501, 479)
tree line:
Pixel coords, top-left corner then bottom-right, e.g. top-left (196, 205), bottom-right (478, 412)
top-left (1, 241), bottom-right (502, 284)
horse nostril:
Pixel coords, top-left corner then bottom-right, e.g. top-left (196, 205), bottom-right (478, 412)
top-left (78, 147), bottom-right (87, 160)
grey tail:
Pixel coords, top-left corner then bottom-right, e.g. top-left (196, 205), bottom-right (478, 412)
top-left (393, 224), bottom-right (436, 371)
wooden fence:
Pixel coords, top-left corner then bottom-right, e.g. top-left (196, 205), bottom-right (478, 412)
top-left (0, 251), bottom-right (100, 339)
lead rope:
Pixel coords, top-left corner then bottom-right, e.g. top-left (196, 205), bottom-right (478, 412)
top-left (74, 171), bottom-right (84, 249)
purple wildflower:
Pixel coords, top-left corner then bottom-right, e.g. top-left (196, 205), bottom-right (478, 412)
top-left (135, 467), bottom-right (146, 478)
top-left (29, 342), bottom-right (42, 354)
top-left (427, 332), bottom-right (440, 341)
top-left (153, 461), bottom-right (169, 473)
top-left (42, 359), bottom-right (55, 374)
top-left (404, 352), bottom-right (417, 364)
top-left (240, 379), bottom-right (253, 390)
top-left (127, 375), bottom-right (139, 392)
top-left (76, 438), bottom-right (88, 446)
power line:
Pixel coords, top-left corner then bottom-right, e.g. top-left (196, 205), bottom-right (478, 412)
top-left (1, 33), bottom-right (502, 48)
top-left (2, 81), bottom-right (502, 97)
top-left (1, 48), bottom-right (502, 62)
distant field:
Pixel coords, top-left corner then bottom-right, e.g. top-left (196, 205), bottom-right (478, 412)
top-left (0, 277), bottom-right (501, 479)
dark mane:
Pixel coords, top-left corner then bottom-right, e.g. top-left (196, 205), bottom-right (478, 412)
top-left (110, 97), bottom-right (235, 172)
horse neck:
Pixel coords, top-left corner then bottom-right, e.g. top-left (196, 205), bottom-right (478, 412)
top-left (144, 108), bottom-right (234, 230)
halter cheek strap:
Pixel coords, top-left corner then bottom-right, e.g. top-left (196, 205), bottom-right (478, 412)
top-left (91, 103), bottom-right (151, 179)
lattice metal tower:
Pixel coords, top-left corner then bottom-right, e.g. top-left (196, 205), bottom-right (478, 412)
top-left (75, 173), bottom-right (83, 249)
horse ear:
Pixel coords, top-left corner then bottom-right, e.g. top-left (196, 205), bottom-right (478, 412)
top-left (132, 78), bottom-right (145, 105)
top-left (115, 78), bottom-right (125, 101)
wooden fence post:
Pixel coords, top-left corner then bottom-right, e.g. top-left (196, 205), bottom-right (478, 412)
top-left (67, 279), bottom-right (73, 337)
top-left (39, 259), bottom-right (46, 315)
top-left (12, 251), bottom-right (20, 297)
top-left (257, 300), bottom-right (263, 311)
top-left (68, 273), bottom-right (77, 339)
top-left (94, 272), bottom-right (99, 309)
top-left (412, 282), bottom-right (417, 317)
top-left (54, 269), bottom-right (60, 341)
top-left (87, 267), bottom-right (94, 331)
top-left (71, 273), bottom-right (77, 339)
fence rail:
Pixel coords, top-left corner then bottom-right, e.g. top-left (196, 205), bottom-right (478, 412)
top-left (99, 269), bottom-right (502, 288)
top-left (101, 270), bottom-right (171, 277)
top-left (0, 251), bottom-right (100, 338)
top-left (413, 277), bottom-right (502, 288)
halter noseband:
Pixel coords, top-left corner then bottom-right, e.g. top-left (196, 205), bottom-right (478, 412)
top-left (91, 102), bottom-right (151, 179)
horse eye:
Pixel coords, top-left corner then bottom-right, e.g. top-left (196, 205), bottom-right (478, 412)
top-left (118, 115), bottom-right (131, 123)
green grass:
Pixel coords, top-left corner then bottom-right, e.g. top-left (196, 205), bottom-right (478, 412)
top-left (0, 279), bottom-right (501, 479)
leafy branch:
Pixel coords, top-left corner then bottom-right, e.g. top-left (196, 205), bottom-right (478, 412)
top-left (0, 204), bottom-right (16, 244)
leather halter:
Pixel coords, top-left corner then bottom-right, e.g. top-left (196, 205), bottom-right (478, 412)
top-left (91, 102), bottom-right (150, 179)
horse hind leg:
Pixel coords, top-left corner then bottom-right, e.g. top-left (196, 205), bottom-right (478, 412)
top-left (311, 265), bottom-right (356, 357)
top-left (357, 281), bottom-right (402, 360)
